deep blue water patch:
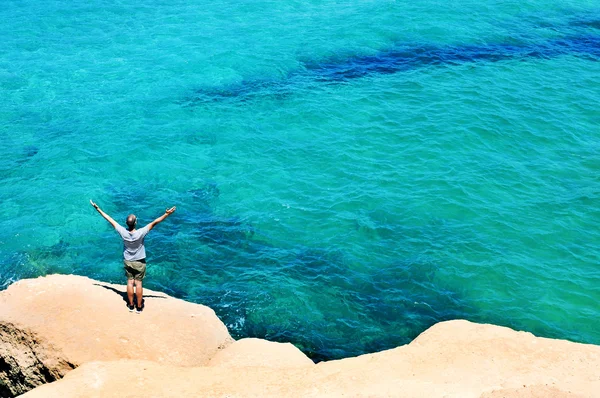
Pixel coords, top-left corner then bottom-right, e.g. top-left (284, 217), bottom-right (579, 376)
top-left (183, 34), bottom-right (600, 106)
top-left (176, 234), bottom-right (471, 361)
top-left (571, 17), bottom-right (600, 30)
top-left (216, 254), bottom-right (469, 362)
top-left (19, 145), bottom-right (39, 162)
top-left (0, 145), bottom-right (39, 177)
top-left (104, 181), bottom-right (162, 218)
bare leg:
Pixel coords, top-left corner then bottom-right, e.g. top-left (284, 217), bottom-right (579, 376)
top-left (127, 279), bottom-right (135, 306)
top-left (134, 280), bottom-right (143, 308)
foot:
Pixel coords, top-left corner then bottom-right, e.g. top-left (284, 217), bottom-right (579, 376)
top-left (135, 304), bottom-right (144, 314)
top-left (127, 303), bottom-right (135, 312)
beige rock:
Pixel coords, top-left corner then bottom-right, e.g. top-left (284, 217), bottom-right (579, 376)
top-left (208, 338), bottom-right (314, 368)
top-left (0, 275), bottom-right (233, 395)
top-left (3, 275), bottom-right (600, 398)
top-left (0, 321), bottom-right (75, 396)
top-left (21, 320), bottom-right (600, 398)
top-left (480, 385), bottom-right (587, 398)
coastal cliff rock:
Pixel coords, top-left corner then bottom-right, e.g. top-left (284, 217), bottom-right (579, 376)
top-left (21, 320), bottom-right (600, 398)
top-left (0, 275), bottom-right (233, 395)
top-left (0, 322), bottom-right (75, 397)
top-left (2, 275), bottom-right (600, 397)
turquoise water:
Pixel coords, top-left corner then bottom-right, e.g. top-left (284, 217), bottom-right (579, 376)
top-left (1, 0), bottom-right (599, 361)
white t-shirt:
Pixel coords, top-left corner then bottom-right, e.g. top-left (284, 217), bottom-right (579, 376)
top-left (115, 225), bottom-right (149, 261)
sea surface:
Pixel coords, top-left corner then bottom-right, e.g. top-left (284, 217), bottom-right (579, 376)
top-left (1, 0), bottom-right (599, 361)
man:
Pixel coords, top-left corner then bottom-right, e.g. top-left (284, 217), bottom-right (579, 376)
top-left (90, 199), bottom-right (176, 314)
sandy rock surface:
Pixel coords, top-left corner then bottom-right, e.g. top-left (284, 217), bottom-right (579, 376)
top-left (22, 322), bottom-right (600, 397)
top-left (208, 338), bottom-right (314, 368)
top-left (0, 275), bottom-right (233, 395)
top-left (2, 275), bottom-right (600, 398)
top-left (0, 321), bottom-right (76, 396)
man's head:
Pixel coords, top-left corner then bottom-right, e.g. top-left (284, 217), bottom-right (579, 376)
top-left (126, 214), bottom-right (137, 231)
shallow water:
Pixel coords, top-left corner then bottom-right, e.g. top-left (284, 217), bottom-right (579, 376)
top-left (1, 0), bottom-right (599, 361)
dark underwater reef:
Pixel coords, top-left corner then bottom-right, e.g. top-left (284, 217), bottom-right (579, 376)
top-left (183, 31), bottom-right (600, 106)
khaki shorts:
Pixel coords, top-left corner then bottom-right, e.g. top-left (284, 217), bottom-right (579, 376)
top-left (124, 259), bottom-right (146, 281)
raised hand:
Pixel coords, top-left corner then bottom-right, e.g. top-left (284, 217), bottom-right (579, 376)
top-left (166, 206), bottom-right (176, 215)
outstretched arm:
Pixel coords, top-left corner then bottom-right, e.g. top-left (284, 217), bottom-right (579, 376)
top-left (146, 206), bottom-right (176, 231)
top-left (90, 200), bottom-right (120, 230)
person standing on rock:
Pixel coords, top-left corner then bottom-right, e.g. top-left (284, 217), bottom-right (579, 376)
top-left (90, 200), bottom-right (176, 314)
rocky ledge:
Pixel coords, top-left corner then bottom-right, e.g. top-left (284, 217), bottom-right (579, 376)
top-left (1, 275), bottom-right (599, 397)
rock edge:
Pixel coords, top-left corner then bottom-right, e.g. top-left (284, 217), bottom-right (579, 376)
top-left (1, 275), bottom-right (599, 398)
